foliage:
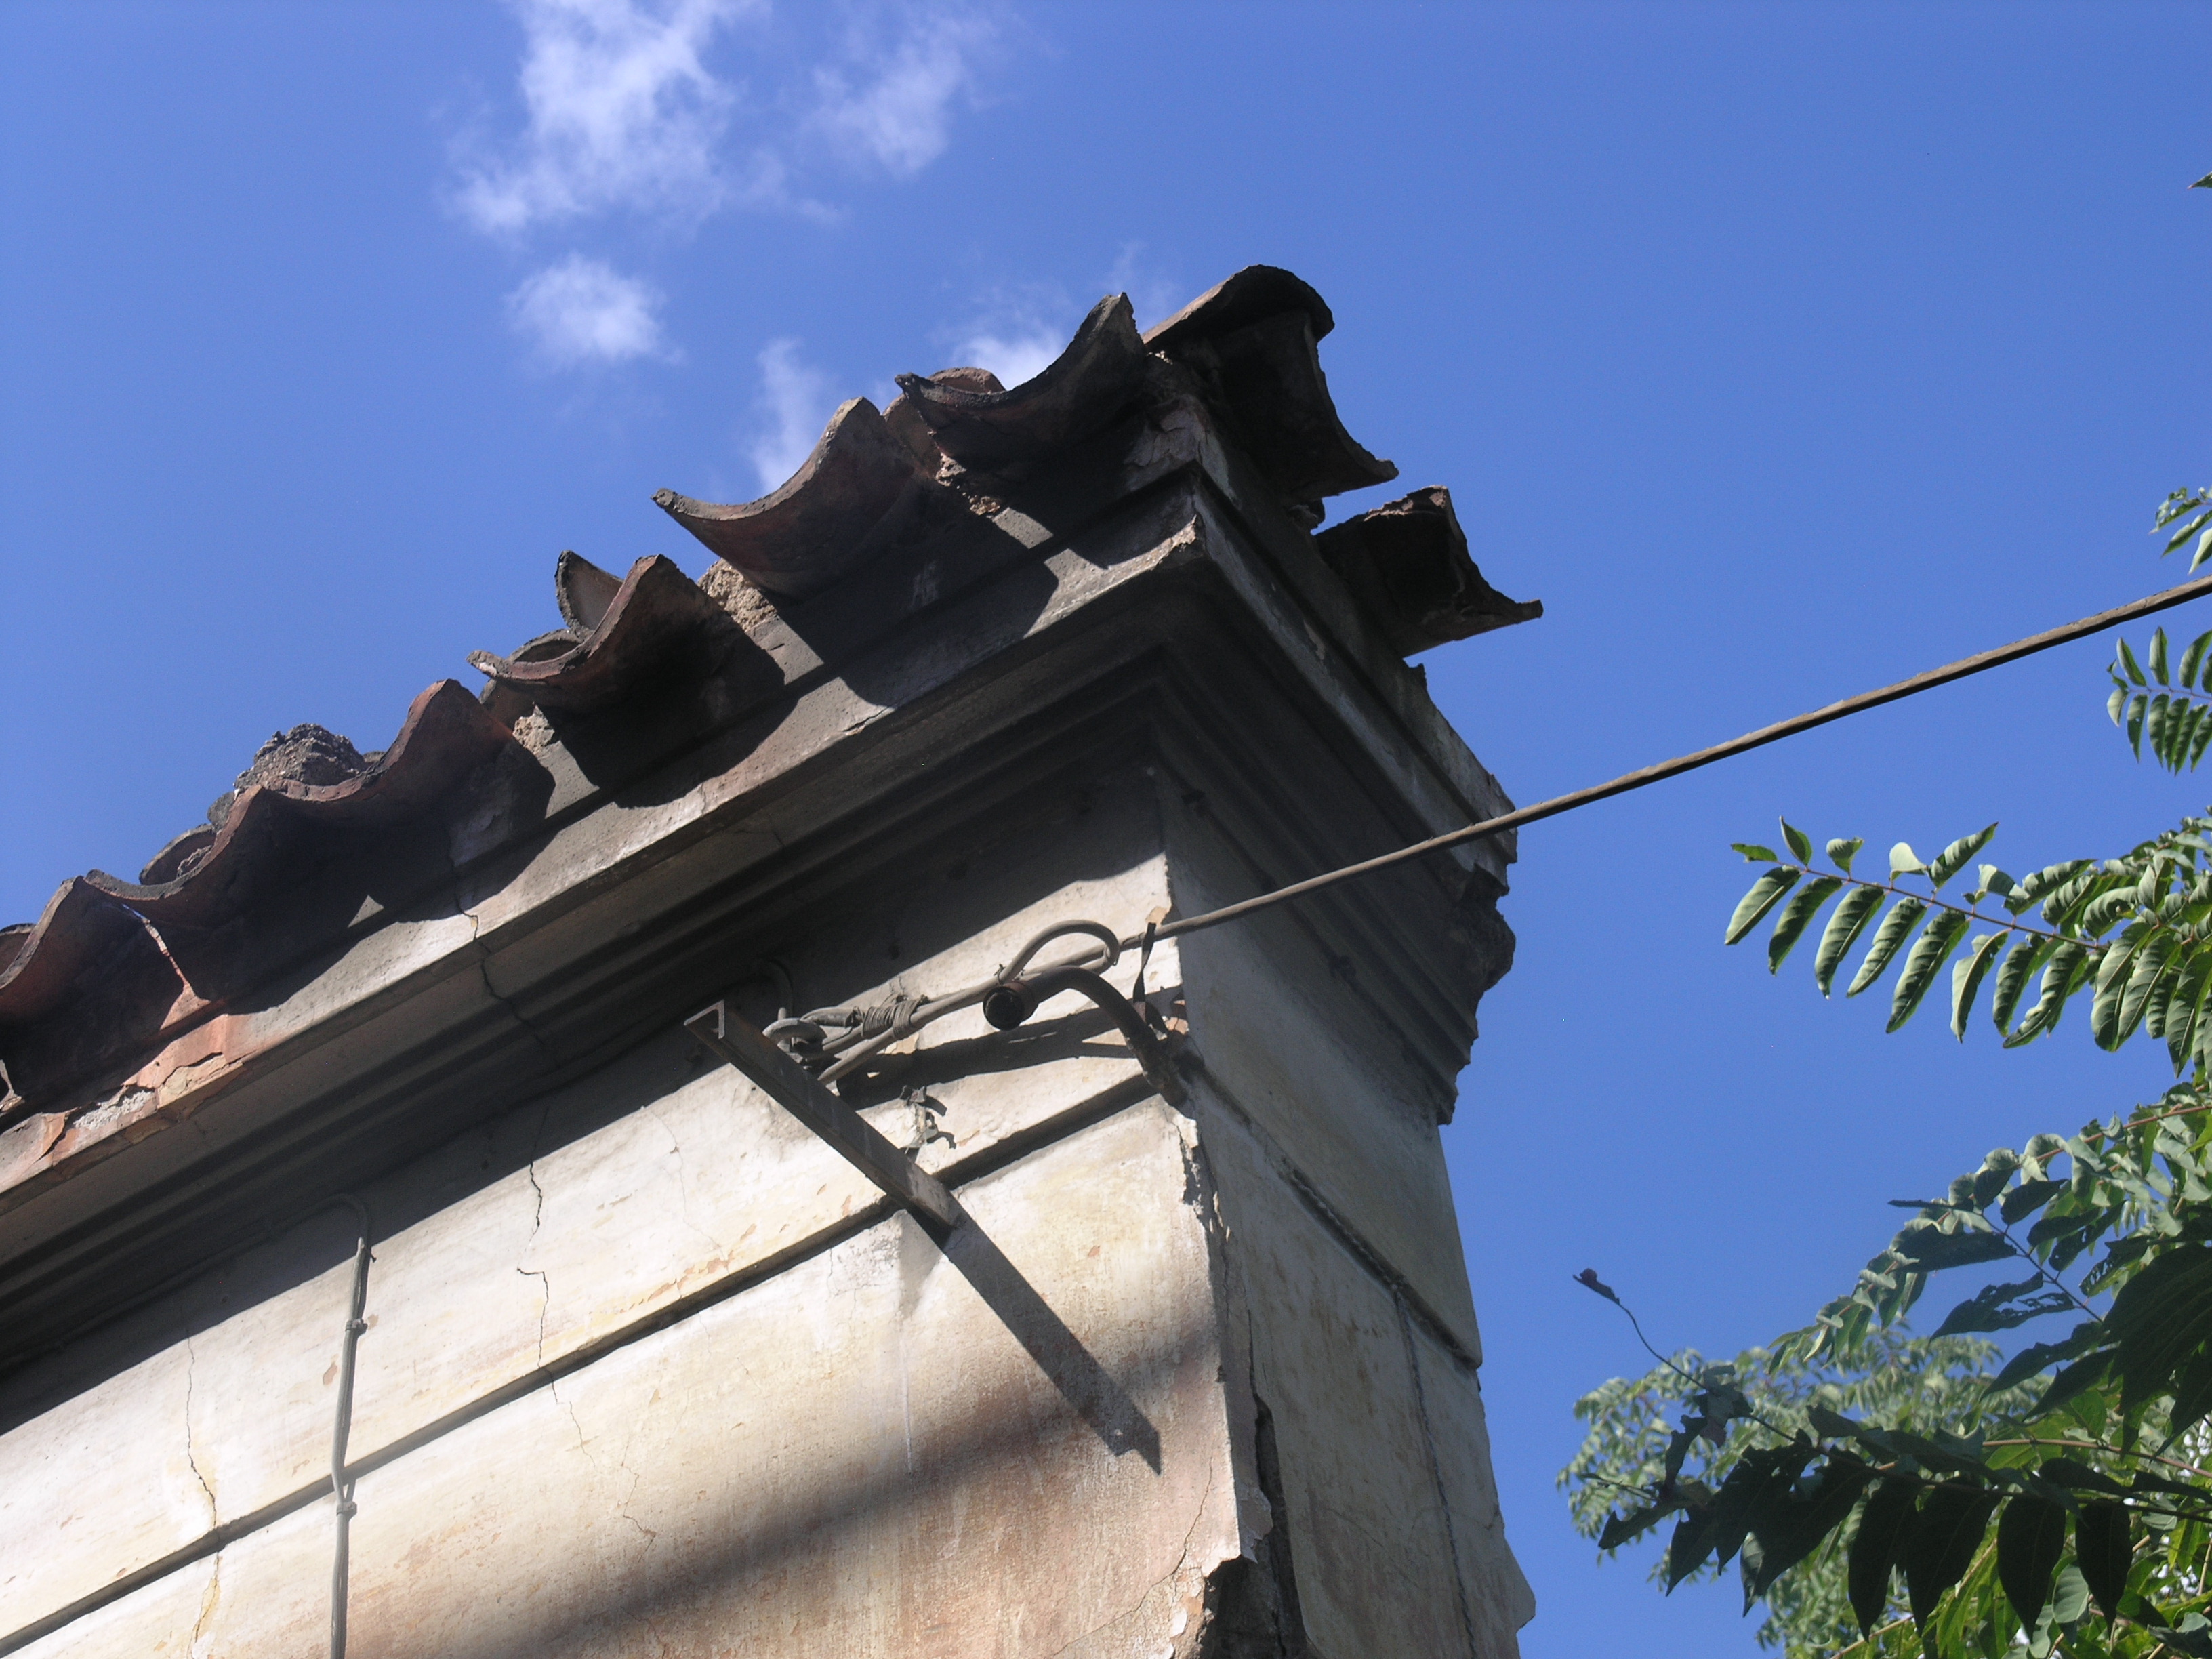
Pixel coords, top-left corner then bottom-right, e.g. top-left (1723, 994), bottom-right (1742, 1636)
top-left (1566, 480), bottom-right (2212, 1658)
top-left (1562, 1327), bottom-right (2027, 1651)
top-left (1572, 1095), bottom-right (2212, 1657)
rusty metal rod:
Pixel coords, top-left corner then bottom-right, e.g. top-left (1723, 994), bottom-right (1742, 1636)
top-left (325, 1195), bottom-right (373, 1659)
top-left (686, 1000), bottom-right (960, 1229)
top-left (1136, 571), bottom-right (2212, 948)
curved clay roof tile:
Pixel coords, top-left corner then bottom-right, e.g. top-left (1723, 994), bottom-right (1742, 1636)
top-left (1143, 266), bottom-right (1394, 505)
top-left (893, 293), bottom-right (1149, 468)
top-left (83, 680), bottom-right (514, 930)
top-left (1314, 486), bottom-right (1542, 658)
top-left (469, 552), bottom-right (741, 714)
top-left (653, 398), bottom-right (926, 598)
top-left (1142, 264), bottom-right (1336, 352)
top-left (0, 878), bottom-right (150, 1025)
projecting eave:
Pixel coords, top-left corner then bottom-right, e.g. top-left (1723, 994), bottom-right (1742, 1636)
top-left (0, 270), bottom-right (1538, 1353)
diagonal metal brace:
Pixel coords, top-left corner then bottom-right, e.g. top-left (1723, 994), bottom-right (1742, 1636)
top-left (684, 999), bottom-right (960, 1230)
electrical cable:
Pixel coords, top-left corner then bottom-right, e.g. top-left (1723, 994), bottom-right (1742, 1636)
top-left (1130, 569), bottom-right (2212, 949)
top-left (770, 571), bottom-right (2212, 1095)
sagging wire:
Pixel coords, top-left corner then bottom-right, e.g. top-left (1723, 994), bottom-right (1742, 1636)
top-left (759, 571), bottom-right (2212, 1100)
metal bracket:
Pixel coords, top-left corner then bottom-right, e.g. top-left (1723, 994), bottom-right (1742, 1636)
top-left (684, 999), bottom-right (960, 1230)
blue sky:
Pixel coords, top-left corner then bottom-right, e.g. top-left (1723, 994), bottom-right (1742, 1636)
top-left (4, 3), bottom-right (2210, 1653)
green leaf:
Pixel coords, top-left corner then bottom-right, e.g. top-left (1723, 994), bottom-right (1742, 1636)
top-left (1599, 1500), bottom-right (1674, 1551)
top-left (2091, 936), bottom-right (2139, 1050)
top-left (2104, 1244), bottom-right (2212, 1423)
top-left (1816, 886), bottom-right (1887, 997)
top-left (1986, 1325), bottom-right (2100, 1393)
top-left (2116, 930), bottom-right (2176, 1043)
top-left (2182, 630), bottom-right (2212, 689)
top-left (1927, 825), bottom-right (1999, 892)
top-left (1951, 933), bottom-right (2006, 1039)
top-left (1996, 1494), bottom-right (2067, 1632)
top-left (2034, 1351), bottom-right (2112, 1416)
top-left (1889, 911), bottom-right (1969, 1031)
top-left (1769, 878), bottom-right (1843, 973)
top-left (1664, 1508), bottom-right (1719, 1593)
top-left (1998, 1178), bottom-right (2062, 1225)
top-left (1743, 1459), bottom-right (1875, 1599)
top-left (2109, 682), bottom-right (2129, 726)
top-left (2129, 692), bottom-right (2150, 758)
top-left (1828, 837), bottom-right (1864, 876)
top-left (1807, 1403), bottom-right (1860, 1439)
top-left (1849, 898), bottom-right (1927, 998)
top-left (1904, 1486), bottom-right (2001, 1634)
top-left (2005, 941), bottom-right (2090, 1047)
top-left (2074, 1500), bottom-right (2131, 1622)
top-left (1725, 869), bottom-right (1802, 946)
top-left (1781, 819), bottom-right (1813, 864)
top-left (1891, 1225), bottom-right (2015, 1273)
top-left (1850, 1481), bottom-right (1917, 1636)
top-left (1990, 936), bottom-right (2052, 1033)
top-left (2049, 1561), bottom-right (2090, 1627)
top-left (2150, 626), bottom-right (2171, 684)
top-left (1891, 842), bottom-right (1927, 878)
top-left (1732, 842), bottom-right (1779, 863)
top-left (2121, 638), bottom-right (2148, 686)
top-left (1931, 1275), bottom-right (2053, 1336)
top-left (2034, 1456), bottom-right (2125, 1496)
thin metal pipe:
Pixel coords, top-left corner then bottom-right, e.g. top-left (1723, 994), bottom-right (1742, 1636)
top-left (1136, 571), bottom-right (2212, 947)
top-left (323, 1196), bottom-right (373, 1659)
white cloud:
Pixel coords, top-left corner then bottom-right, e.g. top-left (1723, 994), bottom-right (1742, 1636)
top-left (1105, 242), bottom-right (1183, 333)
top-left (508, 255), bottom-right (670, 365)
top-left (813, 9), bottom-right (996, 178)
top-left (457, 2), bottom-right (1008, 371)
top-left (457, 0), bottom-right (757, 235)
top-left (748, 338), bottom-right (836, 491)
top-left (949, 326), bottom-right (1060, 388)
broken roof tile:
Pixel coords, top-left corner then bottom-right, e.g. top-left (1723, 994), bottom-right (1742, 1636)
top-left (1314, 486), bottom-right (1542, 658)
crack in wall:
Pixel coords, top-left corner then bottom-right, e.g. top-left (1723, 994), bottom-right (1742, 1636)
top-left (186, 1557), bottom-right (222, 1659)
top-left (611, 1460), bottom-right (659, 1552)
top-left (467, 910), bottom-right (562, 1070)
top-left (1395, 1298), bottom-right (1479, 1659)
top-left (1046, 1465), bottom-right (1221, 1659)
top-left (1189, 1065), bottom-right (1478, 1372)
top-left (517, 1268), bottom-right (552, 1370)
top-left (640, 1101), bottom-right (724, 1258)
top-left (519, 1092), bottom-right (553, 1243)
top-left (179, 1338), bottom-right (218, 1528)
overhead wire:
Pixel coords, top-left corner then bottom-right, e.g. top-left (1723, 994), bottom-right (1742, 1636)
top-left (771, 571), bottom-right (2212, 1090)
top-left (1131, 568), bottom-right (2212, 949)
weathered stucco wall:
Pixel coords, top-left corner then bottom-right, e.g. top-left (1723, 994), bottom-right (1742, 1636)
top-left (0, 266), bottom-right (1539, 1658)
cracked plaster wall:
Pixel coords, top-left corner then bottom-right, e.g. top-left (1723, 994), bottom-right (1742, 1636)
top-left (0, 740), bottom-right (1526, 1658)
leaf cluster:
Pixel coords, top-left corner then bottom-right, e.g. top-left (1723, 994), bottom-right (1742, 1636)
top-left (2109, 626), bottom-right (2212, 774)
top-left (1727, 814), bottom-right (2212, 1073)
top-left (1570, 1094), bottom-right (2212, 1658)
